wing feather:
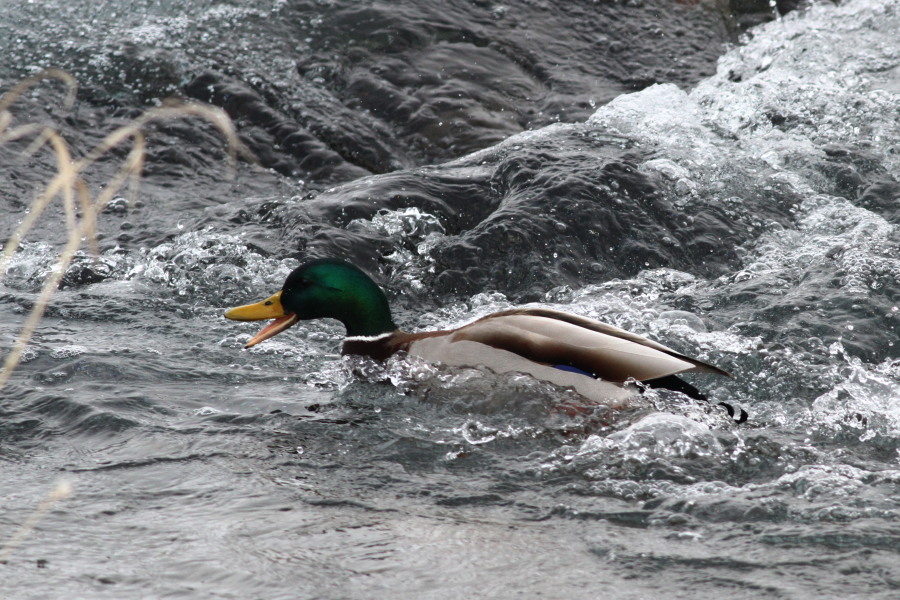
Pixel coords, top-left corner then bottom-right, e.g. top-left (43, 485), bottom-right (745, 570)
top-left (451, 308), bottom-right (728, 381)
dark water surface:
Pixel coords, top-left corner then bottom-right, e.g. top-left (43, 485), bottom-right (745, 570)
top-left (3, 0), bottom-right (900, 598)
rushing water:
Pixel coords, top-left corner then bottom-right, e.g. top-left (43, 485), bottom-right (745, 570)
top-left (2, 0), bottom-right (900, 598)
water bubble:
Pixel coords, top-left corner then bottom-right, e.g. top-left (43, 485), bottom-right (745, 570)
top-left (50, 345), bottom-right (87, 359)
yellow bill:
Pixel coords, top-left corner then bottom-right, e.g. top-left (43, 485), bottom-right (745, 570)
top-left (224, 291), bottom-right (300, 348)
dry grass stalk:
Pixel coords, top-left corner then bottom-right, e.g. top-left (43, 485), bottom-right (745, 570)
top-left (0, 70), bottom-right (253, 391)
top-left (0, 479), bottom-right (73, 565)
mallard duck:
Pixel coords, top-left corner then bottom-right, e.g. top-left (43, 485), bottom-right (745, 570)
top-left (225, 258), bottom-right (731, 407)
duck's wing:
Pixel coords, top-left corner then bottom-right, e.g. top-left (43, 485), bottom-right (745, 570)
top-left (445, 308), bottom-right (728, 382)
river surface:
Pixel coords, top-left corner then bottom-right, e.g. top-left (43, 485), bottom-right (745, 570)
top-left (2, 0), bottom-right (900, 598)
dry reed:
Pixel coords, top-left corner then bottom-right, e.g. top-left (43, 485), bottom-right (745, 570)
top-left (0, 69), bottom-right (252, 391)
top-left (0, 479), bottom-right (73, 565)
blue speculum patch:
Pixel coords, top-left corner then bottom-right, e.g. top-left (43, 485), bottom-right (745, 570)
top-left (553, 364), bottom-right (594, 378)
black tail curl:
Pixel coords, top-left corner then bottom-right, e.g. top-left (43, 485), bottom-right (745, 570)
top-left (717, 401), bottom-right (749, 424)
top-left (640, 375), bottom-right (749, 424)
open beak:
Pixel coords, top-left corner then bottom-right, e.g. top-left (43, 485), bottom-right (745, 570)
top-left (224, 291), bottom-right (300, 348)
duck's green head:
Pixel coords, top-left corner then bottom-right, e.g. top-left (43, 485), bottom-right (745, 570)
top-left (225, 259), bottom-right (397, 347)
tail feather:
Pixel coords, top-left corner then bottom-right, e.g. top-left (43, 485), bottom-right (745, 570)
top-left (641, 374), bottom-right (748, 424)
